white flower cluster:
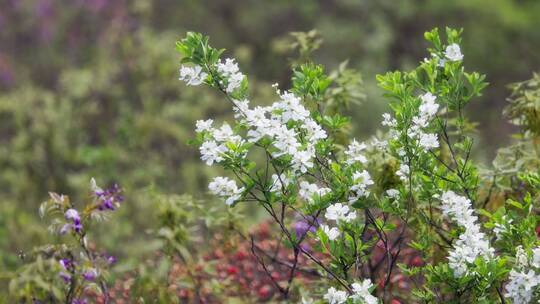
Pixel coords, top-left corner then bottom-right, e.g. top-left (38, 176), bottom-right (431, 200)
top-left (323, 279), bottom-right (378, 304)
top-left (299, 181), bottom-right (331, 203)
top-left (345, 139), bottom-right (368, 165)
top-left (196, 120), bottom-right (244, 166)
top-left (183, 56), bottom-right (331, 207)
top-left (396, 163), bottom-right (410, 182)
top-left (351, 279), bottom-right (378, 304)
top-left (504, 246), bottom-right (540, 303)
top-left (439, 191), bottom-right (494, 277)
top-left (349, 170), bottom-right (374, 202)
top-left (323, 287), bottom-right (348, 304)
top-left (382, 93), bottom-right (440, 183)
top-left (217, 58), bottom-right (245, 93)
top-left (270, 173), bottom-right (291, 194)
top-left (408, 92), bottom-right (440, 151)
top-left (385, 188), bottom-right (400, 206)
top-left (320, 202), bottom-right (357, 241)
top-left (325, 203), bottom-right (357, 223)
top-left (320, 224), bottom-right (340, 241)
top-left (505, 270), bottom-right (540, 304)
top-left (208, 176), bottom-right (244, 205)
top-left (179, 65), bottom-right (207, 86)
top-left (230, 91), bottom-right (327, 174)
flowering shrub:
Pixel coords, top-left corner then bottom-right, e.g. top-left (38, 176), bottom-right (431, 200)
top-left (177, 27), bottom-right (540, 303)
top-left (9, 26), bottom-right (540, 303)
top-left (9, 179), bottom-right (122, 303)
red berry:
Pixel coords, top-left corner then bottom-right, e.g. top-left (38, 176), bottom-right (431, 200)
top-left (257, 284), bottom-right (273, 300)
top-left (235, 250), bottom-right (248, 260)
top-left (410, 256), bottom-right (424, 267)
top-left (226, 265), bottom-right (239, 275)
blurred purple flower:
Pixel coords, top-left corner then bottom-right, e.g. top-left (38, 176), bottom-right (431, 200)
top-left (93, 182), bottom-right (123, 211)
top-left (64, 208), bottom-right (82, 233)
top-left (59, 258), bottom-right (73, 270)
top-left (293, 218), bottom-right (318, 238)
top-left (107, 255), bottom-right (117, 265)
top-left (59, 271), bottom-right (71, 283)
top-left (72, 299), bottom-right (87, 304)
top-left (82, 268), bottom-right (97, 281)
top-left (59, 258), bottom-right (74, 283)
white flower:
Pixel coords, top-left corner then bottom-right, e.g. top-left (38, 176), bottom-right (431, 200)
top-left (292, 149), bottom-right (314, 173)
top-left (270, 173), bottom-right (290, 193)
top-left (299, 181), bottom-right (330, 203)
top-left (418, 133), bottom-right (439, 150)
top-left (325, 203), bottom-right (356, 223)
top-left (304, 118), bottom-right (327, 143)
top-left (199, 140), bottom-right (227, 166)
top-left (345, 139), bottom-right (368, 164)
top-left (349, 170), bottom-right (374, 201)
top-left (90, 177), bottom-right (102, 193)
top-left (273, 127), bottom-right (300, 156)
top-left (323, 287), bottom-right (348, 304)
top-left (532, 247), bottom-right (540, 268)
top-left (213, 123), bottom-right (241, 143)
top-left (208, 176), bottom-right (244, 205)
top-left (320, 224), bottom-right (340, 240)
top-left (396, 164), bottom-right (409, 182)
top-left (225, 72), bottom-right (244, 93)
top-left (381, 113), bottom-right (397, 127)
top-left (515, 246), bottom-right (530, 269)
top-left (216, 58), bottom-right (244, 93)
top-left (232, 99), bottom-right (250, 118)
top-left (419, 93), bottom-right (439, 118)
top-left (505, 269), bottom-right (540, 304)
top-left (386, 189), bottom-right (400, 199)
top-left (216, 58), bottom-right (239, 75)
top-left (440, 191), bottom-right (477, 227)
top-left (444, 43), bottom-right (464, 62)
top-left (439, 191), bottom-right (494, 277)
top-left (273, 91), bottom-right (310, 123)
top-left (448, 228), bottom-right (493, 277)
top-left (371, 137), bottom-right (388, 150)
top-left (195, 119), bottom-right (214, 133)
top-left (179, 65), bottom-right (207, 86)
top-left (351, 279), bottom-right (378, 304)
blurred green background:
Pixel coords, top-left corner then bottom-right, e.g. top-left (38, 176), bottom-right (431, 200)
top-left (1, 0), bottom-right (540, 285)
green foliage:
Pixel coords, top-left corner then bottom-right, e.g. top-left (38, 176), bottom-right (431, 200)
top-left (505, 73), bottom-right (540, 136)
top-left (2, 0), bottom-right (540, 302)
top-left (292, 63), bottom-right (332, 101)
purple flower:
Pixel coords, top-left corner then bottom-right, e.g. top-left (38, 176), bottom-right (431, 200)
top-left (65, 209), bottom-right (80, 222)
top-left (106, 255), bottom-right (117, 265)
top-left (72, 299), bottom-right (87, 304)
top-left (59, 258), bottom-right (73, 270)
top-left (82, 268), bottom-right (98, 281)
top-left (64, 209), bottom-right (82, 233)
top-left (293, 218), bottom-right (318, 238)
top-left (92, 179), bottom-right (123, 211)
top-left (59, 258), bottom-right (74, 283)
top-left (59, 271), bottom-right (71, 283)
